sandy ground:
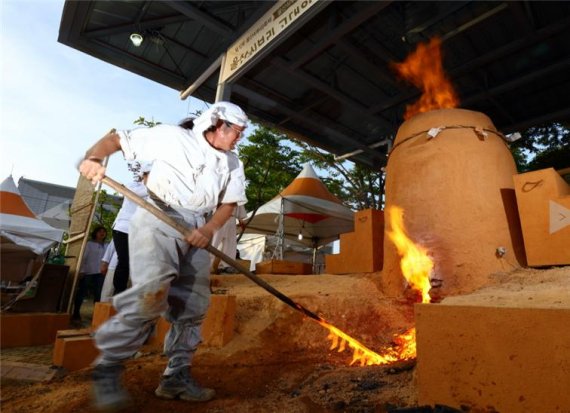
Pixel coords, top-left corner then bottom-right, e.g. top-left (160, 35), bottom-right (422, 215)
top-left (1, 266), bottom-right (568, 413)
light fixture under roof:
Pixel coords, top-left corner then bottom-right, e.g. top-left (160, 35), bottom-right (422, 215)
top-left (129, 33), bottom-right (144, 47)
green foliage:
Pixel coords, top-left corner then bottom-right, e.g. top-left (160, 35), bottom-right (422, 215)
top-left (510, 147), bottom-right (529, 172)
top-left (238, 125), bottom-right (302, 211)
top-left (133, 116), bottom-right (161, 128)
top-left (49, 232), bottom-right (69, 261)
top-left (528, 145), bottom-right (570, 172)
top-left (90, 189), bottom-right (121, 241)
top-left (295, 140), bottom-right (385, 210)
top-left (238, 123), bottom-right (384, 211)
top-left (510, 122), bottom-right (570, 172)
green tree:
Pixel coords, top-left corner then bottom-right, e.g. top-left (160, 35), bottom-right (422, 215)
top-left (238, 124), bottom-right (385, 212)
top-left (91, 189), bottom-right (121, 241)
top-left (238, 125), bottom-right (302, 212)
top-left (133, 116), bottom-right (162, 128)
top-left (527, 145), bottom-right (570, 171)
top-left (510, 122), bottom-right (569, 172)
top-left (295, 140), bottom-right (385, 210)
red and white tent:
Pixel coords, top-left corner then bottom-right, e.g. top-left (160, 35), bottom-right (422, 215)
top-left (0, 176), bottom-right (64, 255)
top-left (243, 164), bottom-right (354, 249)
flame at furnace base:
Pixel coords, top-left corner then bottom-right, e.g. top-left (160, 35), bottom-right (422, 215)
top-left (316, 206), bottom-right (433, 366)
top-left (319, 318), bottom-right (417, 366)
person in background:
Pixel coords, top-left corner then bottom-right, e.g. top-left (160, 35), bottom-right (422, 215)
top-left (72, 226), bottom-right (108, 323)
top-left (77, 101), bottom-right (248, 410)
top-left (210, 204), bottom-right (247, 274)
top-left (100, 241), bottom-right (117, 302)
top-left (111, 162), bottom-right (151, 295)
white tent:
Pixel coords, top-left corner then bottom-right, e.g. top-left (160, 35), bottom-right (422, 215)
top-left (237, 233), bottom-right (266, 271)
top-left (0, 176), bottom-right (64, 256)
top-left (243, 164), bottom-right (354, 258)
top-left (237, 232), bottom-right (333, 273)
top-left (38, 201), bottom-right (71, 231)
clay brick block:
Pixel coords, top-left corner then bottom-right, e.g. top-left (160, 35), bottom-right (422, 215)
top-left (201, 295), bottom-right (237, 347)
top-left (0, 313), bottom-right (70, 348)
top-left (57, 328), bottom-right (92, 338)
top-left (91, 302), bottom-right (117, 330)
top-left (326, 209), bottom-right (384, 274)
top-left (71, 295), bottom-right (239, 354)
top-left (255, 260), bottom-right (312, 275)
top-left (53, 334), bottom-right (99, 371)
top-left (415, 303), bottom-right (570, 412)
top-left (142, 295), bottom-right (237, 350)
top-left (514, 168), bottom-right (570, 266)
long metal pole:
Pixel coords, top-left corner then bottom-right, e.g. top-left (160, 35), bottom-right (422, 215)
top-left (101, 176), bottom-right (323, 323)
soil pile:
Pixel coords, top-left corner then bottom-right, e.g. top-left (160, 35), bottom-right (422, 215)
top-left (1, 266), bottom-right (568, 413)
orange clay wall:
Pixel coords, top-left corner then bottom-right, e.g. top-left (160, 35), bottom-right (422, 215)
top-left (51, 296), bottom-right (237, 371)
top-left (415, 301), bottom-right (570, 412)
top-left (381, 109), bottom-right (525, 298)
top-left (514, 168), bottom-right (570, 266)
top-left (0, 313), bottom-right (70, 348)
top-left (325, 209), bottom-right (384, 274)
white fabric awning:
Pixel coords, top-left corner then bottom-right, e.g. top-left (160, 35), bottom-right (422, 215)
top-left (0, 176), bottom-right (64, 255)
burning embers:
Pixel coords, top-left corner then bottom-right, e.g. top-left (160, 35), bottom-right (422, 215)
top-left (392, 37), bottom-right (459, 119)
top-left (317, 206), bottom-right (432, 366)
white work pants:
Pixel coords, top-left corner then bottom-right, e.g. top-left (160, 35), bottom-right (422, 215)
top-left (100, 268), bottom-right (115, 302)
top-left (210, 218), bottom-right (237, 269)
top-left (94, 204), bottom-right (210, 375)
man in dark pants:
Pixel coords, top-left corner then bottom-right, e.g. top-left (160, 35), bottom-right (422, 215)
top-left (111, 162), bottom-right (150, 294)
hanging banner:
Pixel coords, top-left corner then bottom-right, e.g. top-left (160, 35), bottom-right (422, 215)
top-left (220, 0), bottom-right (328, 83)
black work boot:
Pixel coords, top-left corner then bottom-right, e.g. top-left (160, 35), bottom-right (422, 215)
top-left (92, 364), bottom-right (131, 411)
top-left (154, 368), bottom-right (215, 402)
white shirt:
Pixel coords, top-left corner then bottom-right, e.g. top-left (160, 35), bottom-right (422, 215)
top-left (80, 240), bottom-right (108, 274)
top-left (210, 204), bottom-right (248, 265)
top-left (112, 181), bottom-right (148, 233)
top-left (101, 241), bottom-right (118, 270)
top-left (118, 125), bottom-right (246, 214)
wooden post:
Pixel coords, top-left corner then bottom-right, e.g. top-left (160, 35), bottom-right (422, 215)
top-left (63, 158), bottom-right (107, 313)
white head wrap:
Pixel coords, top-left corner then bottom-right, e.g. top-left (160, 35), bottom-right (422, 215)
top-left (192, 101), bottom-right (248, 138)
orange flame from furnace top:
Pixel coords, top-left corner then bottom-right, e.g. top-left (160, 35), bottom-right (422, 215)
top-left (318, 206), bottom-right (434, 366)
top-left (393, 37), bottom-right (459, 120)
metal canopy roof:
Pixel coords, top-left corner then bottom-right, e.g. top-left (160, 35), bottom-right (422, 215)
top-left (59, 1), bottom-right (570, 168)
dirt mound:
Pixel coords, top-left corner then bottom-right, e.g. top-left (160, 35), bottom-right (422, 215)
top-left (2, 267), bottom-right (567, 412)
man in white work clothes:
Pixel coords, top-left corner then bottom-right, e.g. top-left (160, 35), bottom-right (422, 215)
top-left (77, 102), bottom-right (248, 411)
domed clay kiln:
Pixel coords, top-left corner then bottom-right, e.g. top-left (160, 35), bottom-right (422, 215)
top-left (381, 108), bottom-right (525, 298)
